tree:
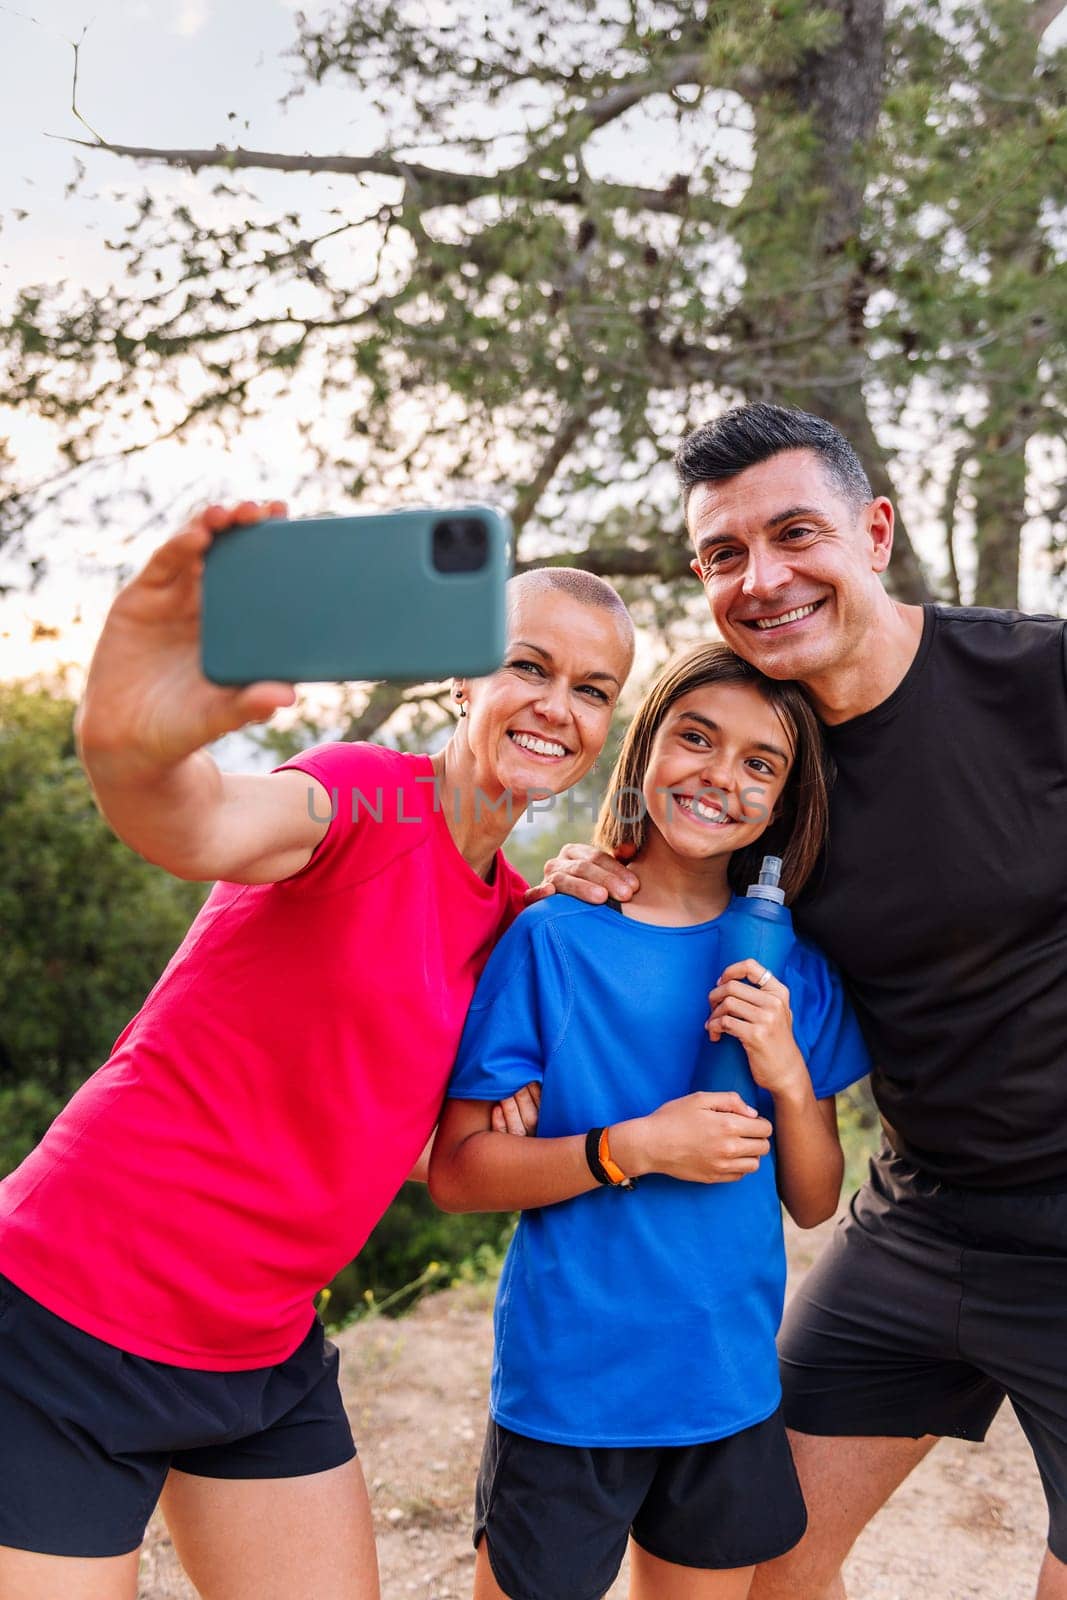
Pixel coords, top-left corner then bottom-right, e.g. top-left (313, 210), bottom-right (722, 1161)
top-left (877, 0), bottom-right (1067, 607)
top-left (2, 0), bottom-right (1063, 708)
top-left (0, 683), bottom-right (207, 1172)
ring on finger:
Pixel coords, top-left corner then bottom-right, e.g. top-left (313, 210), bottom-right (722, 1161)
top-left (756, 967), bottom-right (774, 989)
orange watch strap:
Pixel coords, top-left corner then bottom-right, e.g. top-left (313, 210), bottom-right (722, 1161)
top-left (598, 1126), bottom-right (635, 1189)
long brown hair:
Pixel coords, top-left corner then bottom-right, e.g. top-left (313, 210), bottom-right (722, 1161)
top-left (594, 643), bottom-right (831, 902)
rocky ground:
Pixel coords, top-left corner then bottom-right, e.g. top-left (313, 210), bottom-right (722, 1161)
top-left (139, 1216), bottom-right (1048, 1600)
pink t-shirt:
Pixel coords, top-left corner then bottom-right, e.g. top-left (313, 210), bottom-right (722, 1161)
top-left (0, 744), bottom-right (526, 1369)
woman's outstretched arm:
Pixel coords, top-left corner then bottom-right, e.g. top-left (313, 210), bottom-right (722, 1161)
top-left (76, 502), bottom-right (335, 885)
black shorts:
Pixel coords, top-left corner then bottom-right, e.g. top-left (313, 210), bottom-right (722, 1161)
top-left (474, 1410), bottom-right (806, 1600)
top-left (780, 1143), bottom-right (1067, 1560)
top-left (0, 1272), bottom-right (356, 1558)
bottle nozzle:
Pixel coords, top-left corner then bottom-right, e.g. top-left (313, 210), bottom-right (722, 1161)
top-left (759, 856), bottom-right (783, 888)
top-left (746, 854), bottom-right (785, 904)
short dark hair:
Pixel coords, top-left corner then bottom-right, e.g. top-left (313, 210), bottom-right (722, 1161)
top-left (674, 403), bottom-right (873, 511)
top-left (593, 642), bottom-right (831, 903)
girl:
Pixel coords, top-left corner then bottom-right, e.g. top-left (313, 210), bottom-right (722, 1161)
top-left (0, 501), bottom-right (634, 1600)
top-left (430, 642), bottom-right (871, 1600)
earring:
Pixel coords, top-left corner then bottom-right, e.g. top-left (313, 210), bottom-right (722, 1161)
top-left (454, 689), bottom-right (467, 718)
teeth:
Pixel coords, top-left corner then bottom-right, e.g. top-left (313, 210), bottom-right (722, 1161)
top-left (754, 603), bottom-right (819, 631)
top-left (510, 732), bottom-right (568, 757)
top-left (677, 795), bottom-right (732, 825)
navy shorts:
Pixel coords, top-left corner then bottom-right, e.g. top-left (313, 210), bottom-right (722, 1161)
top-left (780, 1144), bottom-right (1067, 1560)
top-left (0, 1272), bottom-right (356, 1557)
top-left (474, 1409), bottom-right (806, 1600)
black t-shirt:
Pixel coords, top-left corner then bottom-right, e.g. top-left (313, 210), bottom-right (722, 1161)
top-left (795, 604), bottom-right (1067, 1189)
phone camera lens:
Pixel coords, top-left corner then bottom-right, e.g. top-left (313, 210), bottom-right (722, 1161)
top-left (432, 517), bottom-right (489, 573)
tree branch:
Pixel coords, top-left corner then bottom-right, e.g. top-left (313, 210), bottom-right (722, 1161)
top-left (61, 137), bottom-right (721, 217)
top-left (339, 682), bottom-right (412, 742)
top-left (941, 446), bottom-right (969, 605)
top-left (1028, 0), bottom-right (1067, 37)
top-left (67, 24), bottom-right (107, 144)
top-left (571, 52), bottom-right (710, 133)
top-left (58, 136), bottom-right (495, 193)
top-left (119, 301), bottom-right (397, 358)
top-left (518, 542), bottom-right (694, 582)
top-left (511, 406), bottom-right (591, 536)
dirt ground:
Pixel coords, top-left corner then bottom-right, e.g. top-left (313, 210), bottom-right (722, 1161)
top-left (139, 1216), bottom-right (1049, 1600)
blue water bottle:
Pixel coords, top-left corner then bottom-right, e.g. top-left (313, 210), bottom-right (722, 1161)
top-left (707, 855), bottom-right (796, 1101)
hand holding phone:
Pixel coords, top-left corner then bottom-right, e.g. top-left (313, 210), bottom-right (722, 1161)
top-left (78, 501), bottom-right (298, 773)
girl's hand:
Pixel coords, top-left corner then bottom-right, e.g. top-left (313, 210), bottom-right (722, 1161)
top-left (77, 502), bottom-right (295, 773)
top-left (706, 960), bottom-right (809, 1101)
top-left (615, 1091), bottom-right (773, 1183)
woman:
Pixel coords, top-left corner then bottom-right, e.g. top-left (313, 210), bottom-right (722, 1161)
top-left (0, 501), bottom-right (635, 1600)
top-left (431, 643), bottom-right (869, 1600)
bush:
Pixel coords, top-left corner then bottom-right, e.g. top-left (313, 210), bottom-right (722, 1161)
top-left (0, 685), bottom-right (208, 1174)
top-left (321, 1185), bottom-right (516, 1326)
top-left (837, 1077), bottom-right (881, 1195)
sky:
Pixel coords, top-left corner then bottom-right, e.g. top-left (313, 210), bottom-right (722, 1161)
top-left (1, 1), bottom-right (1064, 691)
top-left (1, 1), bottom-right (337, 303)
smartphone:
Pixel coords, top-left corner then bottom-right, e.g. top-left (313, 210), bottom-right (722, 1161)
top-left (201, 505), bottom-right (512, 685)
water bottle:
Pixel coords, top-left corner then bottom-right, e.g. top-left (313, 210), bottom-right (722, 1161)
top-left (705, 855), bottom-right (796, 1101)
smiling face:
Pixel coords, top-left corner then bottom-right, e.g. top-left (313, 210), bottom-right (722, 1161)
top-left (686, 449), bottom-right (894, 686)
top-left (460, 589), bottom-right (633, 799)
top-left (642, 682), bottom-right (793, 864)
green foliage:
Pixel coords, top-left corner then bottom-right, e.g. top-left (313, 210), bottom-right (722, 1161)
top-left (319, 1184), bottom-right (516, 1326)
top-left (502, 805), bottom-right (593, 889)
top-left (0, 684), bottom-right (207, 1173)
top-left (836, 1076), bottom-right (881, 1196)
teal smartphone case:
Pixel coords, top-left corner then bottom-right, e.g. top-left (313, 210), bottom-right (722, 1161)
top-left (201, 506), bottom-right (512, 685)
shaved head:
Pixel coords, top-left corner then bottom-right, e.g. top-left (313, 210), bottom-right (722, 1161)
top-left (507, 568), bottom-right (635, 662)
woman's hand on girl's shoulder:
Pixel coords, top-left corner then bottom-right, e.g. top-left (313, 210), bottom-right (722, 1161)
top-left (706, 961), bottom-right (810, 1103)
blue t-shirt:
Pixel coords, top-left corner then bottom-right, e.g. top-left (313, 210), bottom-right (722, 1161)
top-left (446, 895), bottom-right (870, 1448)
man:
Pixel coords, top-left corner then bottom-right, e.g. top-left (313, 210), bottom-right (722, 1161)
top-left (544, 404), bottom-right (1067, 1598)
